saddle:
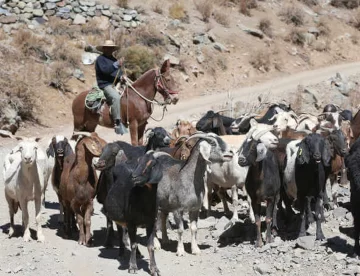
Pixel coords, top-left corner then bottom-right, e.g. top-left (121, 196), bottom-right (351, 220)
top-left (85, 86), bottom-right (106, 113)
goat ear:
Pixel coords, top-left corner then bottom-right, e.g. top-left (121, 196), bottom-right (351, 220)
top-left (46, 143), bottom-right (55, 158)
top-left (84, 138), bottom-right (102, 157)
top-left (212, 116), bottom-right (220, 128)
top-left (296, 140), bottom-right (310, 164)
top-left (268, 114), bottom-right (278, 122)
top-left (250, 118), bottom-right (258, 128)
top-left (322, 140), bottom-right (332, 166)
top-left (199, 141), bottom-right (212, 164)
top-left (65, 142), bottom-right (73, 157)
top-left (255, 143), bottom-right (267, 162)
top-left (148, 160), bottom-right (163, 184)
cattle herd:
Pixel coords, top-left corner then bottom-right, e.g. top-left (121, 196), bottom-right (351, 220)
top-left (3, 102), bottom-right (360, 275)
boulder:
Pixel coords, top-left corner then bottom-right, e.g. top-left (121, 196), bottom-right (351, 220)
top-left (123, 14), bottom-right (131, 21)
top-left (130, 20), bottom-right (137, 27)
top-left (0, 15), bottom-right (17, 24)
top-left (47, 0), bottom-right (61, 2)
top-left (23, 7), bottom-right (33, 13)
top-left (213, 42), bottom-right (229, 52)
top-left (86, 11), bottom-right (94, 17)
top-left (239, 24), bottom-right (264, 39)
top-left (308, 27), bottom-right (320, 38)
top-left (32, 9), bottom-right (43, 16)
top-left (296, 236), bottom-right (315, 250)
top-left (73, 68), bottom-right (85, 81)
top-left (45, 9), bottom-right (55, 16)
top-left (111, 13), bottom-right (121, 21)
top-left (121, 21), bottom-right (130, 28)
top-left (193, 33), bottom-right (210, 45)
top-left (80, 5), bottom-right (88, 11)
top-left (44, 2), bottom-right (56, 9)
top-left (17, 2), bottom-right (26, 9)
top-left (101, 9), bottom-right (111, 17)
top-left (73, 13), bottom-right (86, 24)
top-left (73, 7), bottom-right (81, 13)
top-left (13, 7), bottom-right (20, 14)
top-left (79, 0), bottom-right (95, 6)
top-left (92, 16), bottom-right (109, 30)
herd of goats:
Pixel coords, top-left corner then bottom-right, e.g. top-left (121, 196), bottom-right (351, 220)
top-left (4, 102), bottom-right (360, 275)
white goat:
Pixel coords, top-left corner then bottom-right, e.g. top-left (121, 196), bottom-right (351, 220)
top-left (4, 137), bottom-right (50, 242)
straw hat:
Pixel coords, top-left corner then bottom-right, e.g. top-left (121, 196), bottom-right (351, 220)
top-left (96, 40), bottom-right (119, 52)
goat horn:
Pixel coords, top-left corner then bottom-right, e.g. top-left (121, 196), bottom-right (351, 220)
top-left (185, 133), bottom-right (213, 142)
top-left (253, 128), bottom-right (272, 140)
top-left (144, 128), bottom-right (153, 134)
top-left (72, 131), bottom-right (91, 137)
top-left (216, 109), bottom-right (231, 114)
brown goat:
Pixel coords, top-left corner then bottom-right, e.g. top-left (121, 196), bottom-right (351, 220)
top-left (170, 120), bottom-right (197, 146)
top-left (59, 132), bottom-right (107, 246)
top-left (278, 127), bottom-right (309, 140)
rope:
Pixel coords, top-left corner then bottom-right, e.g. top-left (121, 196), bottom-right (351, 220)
top-left (85, 86), bottom-right (105, 110)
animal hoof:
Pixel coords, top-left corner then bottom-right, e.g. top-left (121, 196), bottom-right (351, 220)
top-left (191, 246), bottom-right (201, 255)
top-left (128, 267), bottom-right (138, 274)
top-left (8, 228), bottom-right (14, 238)
top-left (161, 236), bottom-right (170, 245)
top-left (37, 233), bottom-right (45, 243)
top-left (151, 268), bottom-right (161, 276)
top-left (316, 234), bottom-right (325, 241)
top-left (176, 248), bottom-right (185, 257)
top-left (23, 231), bottom-right (31, 242)
top-left (153, 237), bottom-right (161, 250)
top-left (255, 240), bottom-right (264, 248)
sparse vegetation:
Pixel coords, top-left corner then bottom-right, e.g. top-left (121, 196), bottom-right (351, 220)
top-left (13, 30), bottom-right (48, 60)
top-left (52, 38), bottom-right (80, 68)
top-left (279, 6), bottom-right (305, 26)
top-left (213, 9), bottom-right (230, 26)
top-left (350, 10), bottom-right (360, 30)
top-left (48, 17), bottom-right (76, 38)
top-left (317, 18), bottom-right (331, 37)
top-left (258, 18), bottom-right (273, 38)
top-left (120, 45), bottom-right (157, 80)
top-left (169, 2), bottom-right (187, 20)
top-left (239, 0), bottom-right (258, 16)
top-left (81, 19), bottom-right (103, 35)
top-left (48, 61), bottom-right (73, 93)
top-left (249, 49), bottom-right (271, 72)
top-left (134, 25), bottom-right (165, 47)
top-left (195, 0), bottom-right (213, 22)
top-left (299, 0), bottom-right (318, 7)
top-left (152, 2), bottom-right (163, 14)
top-left (351, 34), bottom-right (359, 44)
top-left (286, 28), bottom-right (306, 46)
top-left (117, 0), bottom-right (128, 8)
top-left (330, 0), bottom-right (359, 9)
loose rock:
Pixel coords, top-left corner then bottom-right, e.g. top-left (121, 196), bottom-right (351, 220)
top-left (296, 236), bottom-right (315, 250)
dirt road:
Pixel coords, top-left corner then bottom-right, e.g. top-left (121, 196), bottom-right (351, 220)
top-left (1, 62), bottom-right (360, 276)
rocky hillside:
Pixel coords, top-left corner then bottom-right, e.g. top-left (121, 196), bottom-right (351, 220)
top-left (1, 0), bottom-right (360, 133)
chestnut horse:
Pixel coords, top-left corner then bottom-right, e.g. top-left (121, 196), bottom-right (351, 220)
top-left (72, 59), bottom-right (179, 146)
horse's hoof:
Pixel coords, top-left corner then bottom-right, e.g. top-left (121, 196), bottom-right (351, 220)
top-left (128, 267), bottom-right (138, 274)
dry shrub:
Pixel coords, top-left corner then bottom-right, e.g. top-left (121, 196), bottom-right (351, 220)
top-left (0, 28), bottom-right (6, 41)
top-left (202, 48), bottom-right (229, 76)
top-left (300, 0), bottom-right (318, 6)
top-left (239, 0), bottom-right (258, 16)
top-left (249, 49), bottom-right (271, 72)
top-left (279, 6), bottom-right (305, 26)
top-left (351, 34), bottom-right (359, 44)
top-left (120, 45), bottom-right (157, 80)
top-left (350, 9), bottom-right (360, 30)
top-left (48, 17), bottom-right (76, 38)
top-left (330, 0), bottom-right (359, 9)
top-left (133, 25), bottom-right (165, 47)
top-left (213, 9), bottom-right (230, 26)
top-left (48, 62), bottom-right (72, 92)
top-left (317, 18), bottom-right (331, 36)
top-left (152, 2), bottom-right (163, 14)
top-left (258, 18), bottom-right (273, 38)
top-left (81, 19), bottom-right (102, 35)
top-left (195, 0), bottom-right (213, 22)
top-left (349, 85), bottom-right (360, 112)
top-left (13, 29), bottom-right (48, 60)
top-left (312, 39), bottom-right (330, 51)
top-left (286, 28), bottom-right (306, 46)
top-left (117, 0), bottom-right (128, 8)
top-left (52, 38), bottom-right (80, 68)
top-left (169, 2), bottom-right (187, 20)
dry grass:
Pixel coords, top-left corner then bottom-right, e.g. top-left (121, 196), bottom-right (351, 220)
top-left (349, 85), bottom-right (360, 112)
top-left (351, 34), bottom-right (359, 44)
top-left (239, 0), bottom-right (258, 16)
top-left (279, 6), bottom-right (305, 26)
top-left (134, 25), bottom-right (165, 47)
top-left (299, 0), bottom-right (318, 6)
top-left (312, 39), bottom-right (330, 51)
top-left (13, 29), bottom-right (48, 60)
top-left (117, 0), bottom-right (128, 8)
top-left (350, 9), bottom-right (360, 30)
top-left (201, 48), bottom-right (229, 76)
top-left (120, 45), bottom-right (157, 80)
top-left (258, 18), bottom-right (273, 38)
top-left (317, 18), bottom-right (331, 37)
top-left (330, 0), bottom-right (359, 9)
top-left (213, 9), bottom-right (230, 26)
top-left (0, 28), bottom-right (6, 41)
top-left (48, 17), bottom-right (76, 38)
top-left (249, 49), bottom-right (271, 72)
top-left (286, 28), bottom-right (306, 46)
top-left (81, 19), bottom-right (103, 35)
top-left (195, 0), bottom-right (213, 22)
top-left (169, 2), bottom-right (187, 20)
top-left (152, 2), bottom-right (163, 14)
top-left (48, 61), bottom-right (73, 93)
top-left (51, 37), bottom-right (80, 68)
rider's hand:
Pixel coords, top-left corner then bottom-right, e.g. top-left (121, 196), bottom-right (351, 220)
top-left (118, 57), bottom-right (124, 66)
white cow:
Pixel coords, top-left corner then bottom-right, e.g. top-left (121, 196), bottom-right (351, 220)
top-left (4, 137), bottom-right (50, 242)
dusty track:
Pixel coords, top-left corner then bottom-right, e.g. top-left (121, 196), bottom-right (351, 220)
top-left (1, 62), bottom-right (360, 276)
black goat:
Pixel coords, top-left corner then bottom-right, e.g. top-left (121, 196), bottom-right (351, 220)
top-left (238, 139), bottom-right (281, 247)
top-left (46, 136), bottom-right (74, 225)
top-left (196, 110), bottom-right (234, 135)
top-left (94, 127), bottom-right (171, 253)
top-left (341, 109), bottom-right (353, 121)
top-left (295, 133), bottom-right (332, 240)
top-left (104, 160), bottom-right (160, 275)
top-left (231, 104), bottom-right (292, 134)
top-left (345, 137), bottom-right (360, 255)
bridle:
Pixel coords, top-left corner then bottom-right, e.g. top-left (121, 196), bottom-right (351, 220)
top-left (154, 69), bottom-right (179, 100)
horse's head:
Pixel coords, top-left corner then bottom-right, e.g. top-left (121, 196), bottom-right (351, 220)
top-left (155, 59), bottom-right (179, 105)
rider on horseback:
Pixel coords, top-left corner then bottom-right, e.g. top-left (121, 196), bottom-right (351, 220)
top-left (95, 40), bottom-right (128, 135)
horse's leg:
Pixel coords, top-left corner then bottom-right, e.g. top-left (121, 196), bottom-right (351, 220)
top-left (137, 123), bottom-right (147, 146)
top-left (129, 121), bottom-right (139, 146)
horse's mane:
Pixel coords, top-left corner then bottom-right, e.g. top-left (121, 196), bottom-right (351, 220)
top-left (132, 68), bottom-right (157, 86)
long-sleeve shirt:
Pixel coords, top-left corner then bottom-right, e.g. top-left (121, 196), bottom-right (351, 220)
top-left (95, 55), bottom-right (123, 89)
